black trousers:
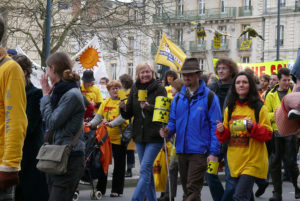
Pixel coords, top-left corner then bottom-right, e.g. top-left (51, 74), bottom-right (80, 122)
top-left (47, 154), bottom-right (84, 201)
top-left (97, 143), bottom-right (126, 195)
top-left (270, 135), bottom-right (299, 194)
top-left (126, 150), bottom-right (135, 170)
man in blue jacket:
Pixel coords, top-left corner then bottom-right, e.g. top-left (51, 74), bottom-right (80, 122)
top-left (160, 58), bottom-right (222, 201)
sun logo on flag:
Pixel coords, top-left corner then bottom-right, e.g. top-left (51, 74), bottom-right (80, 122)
top-left (79, 46), bottom-right (101, 70)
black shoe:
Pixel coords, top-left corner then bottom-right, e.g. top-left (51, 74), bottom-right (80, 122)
top-left (269, 193), bottom-right (282, 201)
top-left (125, 169), bottom-right (132, 177)
top-left (295, 188), bottom-right (300, 199)
top-left (255, 182), bottom-right (269, 197)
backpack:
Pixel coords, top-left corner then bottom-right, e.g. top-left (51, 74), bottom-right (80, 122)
top-left (227, 101), bottom-right (263, 124)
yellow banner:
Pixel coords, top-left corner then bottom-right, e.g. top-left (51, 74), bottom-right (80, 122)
top-left (240, 40), bottom-right (252, 50)
top-left (213, 58), bottom-right (294, 77)
top-left (213, 36), bottom-right (221, 49)
top-left (155, 33), bottom-right (187, 71)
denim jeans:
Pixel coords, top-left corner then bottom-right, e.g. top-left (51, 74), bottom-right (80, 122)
top-left (232, 175), bottom-right (255, 201)
top-left (0, 187), bottom-right (14, 201)
top-left (132, 142), bottom-right (163, 201)
top-left (221, 155), bottom-right (236, 201)
top-left (205, 173), bottom-right (224, 201)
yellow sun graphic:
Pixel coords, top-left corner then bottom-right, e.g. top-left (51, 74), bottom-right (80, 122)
top-left (79, 47), bottom-right (101, 70)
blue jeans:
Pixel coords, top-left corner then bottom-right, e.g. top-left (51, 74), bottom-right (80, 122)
top-left (132, 142), bottom-right (163, 201)
top-left (221, 156), bottom-right (236, 201)
top-left (232, 175), bottom-right (255, 201)
top-left (205, 173), bottom-right (224, 201)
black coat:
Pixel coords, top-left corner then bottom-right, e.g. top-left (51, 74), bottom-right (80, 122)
top-left (120, 80), bottom-right (167, 143)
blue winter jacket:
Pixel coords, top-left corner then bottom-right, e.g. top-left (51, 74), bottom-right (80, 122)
top-left (167, 80), bottom-right (222, 156)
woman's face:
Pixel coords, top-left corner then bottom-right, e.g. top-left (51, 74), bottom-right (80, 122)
top-left (139, 66), bottom-right (153, 84)
top-left (167, 76), bottom-right (174, 85)
top-left (46, 65), bottom-right (57, 84)
top-left (108, 86), bottom-right (120, 99)
top-left (235, 75), bottom-right (250, 98)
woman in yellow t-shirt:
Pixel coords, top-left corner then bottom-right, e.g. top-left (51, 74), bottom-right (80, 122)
top-left (164, 70), bottom-right (178, 100)
top-left (216, 72), bottom-right (272, 201)
top-left (87, 80), bottom-right (128, 197)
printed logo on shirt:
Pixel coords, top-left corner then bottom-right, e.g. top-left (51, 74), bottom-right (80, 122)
top-left (5, 105), bottom-right (12, 133)
top-left (229, 115), bottom-right (249, 147)
top-left (104, 106), bottom-right (115, 112)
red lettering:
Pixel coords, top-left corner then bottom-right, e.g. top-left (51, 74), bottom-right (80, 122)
top-left (260, 66), bottom-right (266, 76)
top-left (271, 65), bottom-right (276, 74)
top-left (254, 66), bottom-right (259, 76)
top-left (277, 64), bottom-right (282, 71)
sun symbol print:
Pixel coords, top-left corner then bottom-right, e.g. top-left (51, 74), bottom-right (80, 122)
top-left (79, 46), bottom-right (101, 70)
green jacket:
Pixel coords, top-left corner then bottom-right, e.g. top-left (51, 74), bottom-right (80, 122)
top-left (264, 85), bottom-right (292, 131)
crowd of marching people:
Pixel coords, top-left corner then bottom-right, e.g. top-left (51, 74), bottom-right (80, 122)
top-left (2, 15), bottom-right (300, 201)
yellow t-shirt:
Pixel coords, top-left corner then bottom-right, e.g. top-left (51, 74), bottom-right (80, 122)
top-left (81, 84), bottom-right (103, 104)
top-left (165, 85), bottom-right (173, 100)
top-left (0, 57), bottom-right (27, 170)
top-left (223, 104), bottom-right (272, 179)
top-left (97, 98), bottom-right (128, 145)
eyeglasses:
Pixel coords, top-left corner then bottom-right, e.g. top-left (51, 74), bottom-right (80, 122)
top-left (216, 67), bottom-right (229, 71)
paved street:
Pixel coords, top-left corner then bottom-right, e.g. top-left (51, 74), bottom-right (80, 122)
top-left (78, 182), bottom-right (298, 201)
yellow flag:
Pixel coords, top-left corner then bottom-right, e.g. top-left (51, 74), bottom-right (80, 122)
top-left (240, 40), bottom-right (252, 50)
top-left (213, 36), bottom-right (221, 49)
top-left (155, 33), bottom-right (186, 71)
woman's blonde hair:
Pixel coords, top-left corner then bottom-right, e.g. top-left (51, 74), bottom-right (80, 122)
top-left (135, 61), bottom-right (156, 82)
top-left (106, 80), bottom-right (122, 91)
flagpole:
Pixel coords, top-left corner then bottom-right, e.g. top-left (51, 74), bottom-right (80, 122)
top-left (45, 0), bottom-right (52, 60)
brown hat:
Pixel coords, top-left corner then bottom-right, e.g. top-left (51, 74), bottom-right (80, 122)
top-left (179, 58), bottom-right (203, 74)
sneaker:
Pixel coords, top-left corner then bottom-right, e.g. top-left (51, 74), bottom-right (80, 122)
top-left (255, 182), bottom-right (269, 197)
top-left (288, 109), bottom-right (300, 120)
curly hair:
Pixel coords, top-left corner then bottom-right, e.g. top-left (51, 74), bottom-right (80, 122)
top-left (106, 80), bottom-right (122, 91)
top-left (215, 58), bottom-right (239, 79)
top-left (227, 72), bottom-right (262, 119)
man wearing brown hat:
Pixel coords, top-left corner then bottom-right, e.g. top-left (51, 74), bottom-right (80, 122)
top-left (160, 58), bottom-right (222, 201)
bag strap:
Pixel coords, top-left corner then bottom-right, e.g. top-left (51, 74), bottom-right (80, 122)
top-left (71, 124), bottom-right (83, 148)
top-left (98, 132), bottom-right (109, 146)
top-left (0, 57), bottom-right (11, 66)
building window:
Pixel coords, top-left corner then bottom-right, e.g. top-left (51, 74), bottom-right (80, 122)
top-left (128, 37), bottom-right (134, 51)
top-left (280, 0), bottom-right (286, 7)
top-left (221, 0), bottom-right (227, 13)
top-left (177, 29), bottom-right (183, 46)
top-left (199, 0), bottom-right (205, 14)
top-left (244, 0), bottom-right (251, 10)
top-left (197, 37), bottom-right (204, 45)
top-left (242, 57), bottom-right (249, 63)
top-left (199, 59), bottom-right (204, 70)
top-left (242, 24), bottom-right (250, 40)
top-left (111, 64), bottom-right (117, 80)
top-left (157, 3), bottom-right (163, 17)
top-left (112, 38), bottom-right (118, 50)
top-left (128, 63), bottom-right (134, 76)
top-left (275, 25), bottom-right (284, 46)
top-left (218, 26), bottom-right (227, 44)
top-left (57, 2), bottom-right (69, 9)
top-left (177, 0), bottom-right (184, 15)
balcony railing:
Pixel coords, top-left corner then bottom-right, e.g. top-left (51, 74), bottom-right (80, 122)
top-left (189, 41), bottom-right (206, 52)
top-left (264, 2), bottom-right (300, 14)
top-left (237, 39), bottom-right (252, 51)
top-left (152, 7), bottom-right (236, 23)
top-left (238, 6), bottom-right (253, 16)
top-left (211, 39), bottom-right (229, 51)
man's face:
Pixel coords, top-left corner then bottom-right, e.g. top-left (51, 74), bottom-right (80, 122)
top-left (278, 74), bottom-right (291, 91)
top-left (269, 75), bottom-right (279, 88)
top-left (100, 79), bottom-right (107, 85)
top-left (216, 64), bottom-right (232, 82)
top-left (182, 72), bottom-right (200, 87)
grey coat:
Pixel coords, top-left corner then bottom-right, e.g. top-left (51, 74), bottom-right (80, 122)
top-left (40, 88), bottom-right (85, 152)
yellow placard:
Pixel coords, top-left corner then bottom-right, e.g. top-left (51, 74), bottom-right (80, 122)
top-left (213, 58), bottom-right (295, 77)
top-left (153, 109), bottom-right (169, 124)
top-left (117, 89), bottom-right (127, 101)
top-left (154, 96), bottom-right (171, 111)
top-left (138, 90), bottom-right (147, 101)
top-left (155, 33), bottom-right (187, 71)
top-left (240, 40), bottom-right (252, 50)
top-left (207, 161), bottom-right (219, 175)
top-left (197, 29), bottom-right (206, 39)
top-left (213, 36), bottom-right (221, 49)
